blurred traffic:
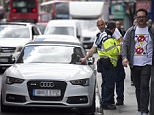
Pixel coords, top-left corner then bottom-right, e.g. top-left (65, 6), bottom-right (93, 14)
top-left (0, 0), bottom-right (154, 115)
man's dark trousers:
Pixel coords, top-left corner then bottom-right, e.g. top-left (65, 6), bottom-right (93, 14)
top-left (131, 65), bottom-right (151, 113)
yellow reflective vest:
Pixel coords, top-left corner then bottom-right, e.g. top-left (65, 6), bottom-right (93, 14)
top-left (97, 38), bottom-right (121, 67)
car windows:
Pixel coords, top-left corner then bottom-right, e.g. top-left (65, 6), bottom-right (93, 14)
top-left (12, 0), bottom-right (36, 13)
top-left (0, 25), bottom-right (30, 38)
top-left (70, 47), bottom-right (84, 64)
top-left (45, 27), bottom-right (74, 36)
top-left (17, 45), bottom-right (84, 64)
top-left (55, 2), bottom-right (69, 19)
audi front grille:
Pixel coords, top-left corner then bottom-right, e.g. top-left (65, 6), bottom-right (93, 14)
top-left (27, 80), bottom-right (67, 101)
top-left (0, 47), bottom-right (16, 53)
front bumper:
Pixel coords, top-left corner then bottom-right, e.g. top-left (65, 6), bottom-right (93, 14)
top-left (2, 80), bottom-right (95, 108)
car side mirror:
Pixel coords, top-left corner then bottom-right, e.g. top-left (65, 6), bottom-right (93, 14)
top-left (88, 57), bottom-right (95, 65)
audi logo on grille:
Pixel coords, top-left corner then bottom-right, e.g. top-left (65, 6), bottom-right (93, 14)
top-left (40, 82), bottom-right (55, 88)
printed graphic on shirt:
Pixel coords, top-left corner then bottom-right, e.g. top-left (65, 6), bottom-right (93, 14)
top-left (134, 34), bottom-right (149, 56)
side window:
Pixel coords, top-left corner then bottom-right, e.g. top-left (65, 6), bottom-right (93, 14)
top-left (70, 47), bottom-right (84, 64)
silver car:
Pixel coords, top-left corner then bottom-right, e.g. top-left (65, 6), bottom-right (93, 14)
top-left (0, 22), bottom-right (42, 72)
top-left (1, 39), bottom-right (96, 115)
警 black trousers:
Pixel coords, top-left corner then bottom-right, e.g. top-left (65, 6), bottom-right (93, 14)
top-left (101, 61), bottom-right (116, 105)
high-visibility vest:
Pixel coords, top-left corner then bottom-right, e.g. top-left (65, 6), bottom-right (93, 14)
top-left (97, 38), bottom-right (121, 67)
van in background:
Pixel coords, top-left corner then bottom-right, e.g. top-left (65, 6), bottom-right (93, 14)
top-left (44, 19), bottom-right (81, 40)
top-left (69, 1), bottom-right (106, 49)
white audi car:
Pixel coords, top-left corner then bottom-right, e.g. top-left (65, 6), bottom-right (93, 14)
top-left (1, 38), bottom-right (96, 115)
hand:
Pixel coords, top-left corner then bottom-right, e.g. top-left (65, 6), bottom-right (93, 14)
top-left (80, 57), bottom-right (87, 64)
top-left (122, 58), bottom-right (129, 67)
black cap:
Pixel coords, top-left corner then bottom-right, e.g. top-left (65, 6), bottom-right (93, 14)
top-left (106, 21), bottom-right (116, 30)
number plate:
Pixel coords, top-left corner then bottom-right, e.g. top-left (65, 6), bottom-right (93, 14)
top-left (33, 89), bottom-right (61, 97)
top-left (22, 8), bottom-right (27, 13)
top-left (0, 58), bottom-right (8, 62)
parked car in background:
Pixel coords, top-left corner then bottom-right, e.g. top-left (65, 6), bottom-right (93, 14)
top-left (0, 22), bottom-right (41, 72)
top-left (1, 38), bottom-right (96, 115)
top-left (44, 19), bottom-right (81, 40)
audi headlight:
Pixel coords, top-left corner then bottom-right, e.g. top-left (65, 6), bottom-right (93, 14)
top-left (6, 76), bottom-right (24, 85)
top-left (70, 78), bottom-right (89, 86)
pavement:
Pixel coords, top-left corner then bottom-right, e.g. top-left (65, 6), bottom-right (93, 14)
top-left (96, 66), bottom-right (139, 115)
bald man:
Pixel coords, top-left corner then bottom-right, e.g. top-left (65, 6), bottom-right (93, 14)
top-left (80, 18), bottom-right (105, 61)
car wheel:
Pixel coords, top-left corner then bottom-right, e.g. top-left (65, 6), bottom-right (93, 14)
top-left (79, 92), bottom-right (96, 115)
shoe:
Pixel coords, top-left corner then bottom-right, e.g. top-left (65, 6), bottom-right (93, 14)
top-left (102, 104), bottom-right (116, 110)
top-left (116, 102), bottom-right (124, 106)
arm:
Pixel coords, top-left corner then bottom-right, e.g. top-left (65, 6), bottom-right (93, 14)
top-left (80, 47), bottom-right (97, 64)
top-left (121, 27), bottom-right (132, 67)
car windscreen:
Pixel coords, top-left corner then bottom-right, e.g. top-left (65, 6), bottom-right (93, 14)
top-left (0, 25), bottom-right (30, 38)
top-left (17, 45), bottom-right (84, 64)
top-left (44, 27), bottom-right (74, 36)
top-left (55, 2), bottom-right (69, 19)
